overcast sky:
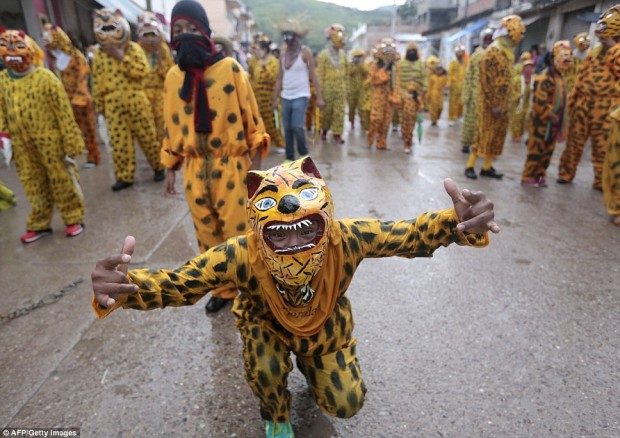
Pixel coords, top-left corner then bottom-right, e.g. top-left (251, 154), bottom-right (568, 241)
top-left (317, 0), bottom-right (406, 11)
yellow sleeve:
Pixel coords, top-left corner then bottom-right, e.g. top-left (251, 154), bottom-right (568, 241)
top-left (92, 238), bottom-right (244, 318)
top-left (339, 209), bottom-right (488, 261)
top-left (233, 60), bottom-right (270, 159)
top-left (92, 50), bottom-right (105, 112)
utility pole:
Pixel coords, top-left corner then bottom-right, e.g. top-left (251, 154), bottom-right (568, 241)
top-left (391, 0), bottom-right (397, 38)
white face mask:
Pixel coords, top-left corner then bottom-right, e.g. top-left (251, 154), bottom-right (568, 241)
top-left (51, 50), bottom-right (72, 71)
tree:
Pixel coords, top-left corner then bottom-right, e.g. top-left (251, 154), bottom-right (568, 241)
top-left (398, 0), bottom-right (417, 20)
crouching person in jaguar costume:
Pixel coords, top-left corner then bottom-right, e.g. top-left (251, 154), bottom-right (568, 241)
top-left (91, 157), bottom-right (500, 438)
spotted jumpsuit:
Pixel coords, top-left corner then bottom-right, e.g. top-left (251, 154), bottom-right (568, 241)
top-left (93, 210), bottom-right (488, 423)
top-left (448, 59), bottom-right (466, 121)
top-left (557, 44), bottom-right (620, 189)
top-left (399, 58), bottom-right (427, 148)
top-left (249, 55), bottom-right (284, 148)
top-left (0, 68), bottom-right (85, 231)
top-left (161, 59), bottom-right (269, 300)
top-left (92, 41), bottom-right (164, 184)
top-left (347, 61), bottom-right (368, 127)
top-left (428, 71), bottom-right (448, 124)
top-left (461, 47), bottom-right (484, 148)
top-left (603, 103), bottom-right (620, 220)
top-left (316, 47), bottom-right (347, 137)
top-left (521, 70), bottom-right (567, 182)
top-left (368, 62), bottom-right (400, 149)
top-left (509, 72), bottom-right (533, 141)
top-left (141, 40), bottom-right (174, 147)
top-left (51, 28), bottom-right (101, 165)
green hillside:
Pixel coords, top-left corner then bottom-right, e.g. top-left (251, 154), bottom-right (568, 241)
top-left (244, 0), bottom-right (393, 52)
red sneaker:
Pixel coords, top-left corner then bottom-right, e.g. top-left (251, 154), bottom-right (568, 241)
top-left (20, 229), bottom-right (52, 243)
top-left (65, 223), bottom-right (84, 237)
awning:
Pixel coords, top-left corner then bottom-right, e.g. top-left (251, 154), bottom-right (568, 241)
top-left (445, 18), bottom-right (488, 44)
top-left (95, 0), bottom-right (145, 24)
top-left (522, 14), bottom-right (543, 27)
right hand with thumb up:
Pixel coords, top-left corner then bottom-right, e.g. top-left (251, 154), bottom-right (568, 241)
top-left (92, 236), bottom-right (139, 308)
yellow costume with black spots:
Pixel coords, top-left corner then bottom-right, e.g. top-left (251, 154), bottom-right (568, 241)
top-left (92, 9), bottom-right (163, 184)
top-left (93, 157), bottom-right (489, 425)
top-left (604, 99), bottom-right (620, 222)
top-left (0, 31), bottom-right (85, 231)
top-left (461, 46), bottom-right (485, 147)
top-left (565, 32), bottom-right (591, 93)
top-left (42, 24), bottom-right (100, 165)
top-left (347, 52), bottom-right (368, 127)
top-left (138, 12), bottom-right (173, 148)
top-left (447, 48), bottom-right (466, 122)
top-left (521, 41), bottom-right (571, 183)
top-left (0, 180), bottom-right (17, 210)
top-left (249, 55), bottom-right (284, 148)
top-left (428, 68), bottom-right (448, 124)
top-left (358, 67), bottom-right (372, 132)
top-left (399, 45), bottom-right (427, 149)
top-left (161, 58), bottom-right (269, 299)
top-left (509, 55), bottom-right (534, 141)
top-left (316, 46), bottom-right (347, 137)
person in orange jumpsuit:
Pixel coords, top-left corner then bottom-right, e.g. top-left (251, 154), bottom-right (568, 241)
top-left (162, 0), bottom-right (269, 313)
top-left (557, 7), bottom-right (620, 190)
top-left (367, 39), bottom-right (400, 150)
top-left (42, 24), bottom-right (101, 168)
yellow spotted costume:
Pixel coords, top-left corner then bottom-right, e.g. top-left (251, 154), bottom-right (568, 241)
top-left (0, 31), bottom-right (85, 232)
top-left (138, 11), bottom-right (175, 149)
top-left (399, 45), bottom-right (427, 150)
top-left (428, 68), bottom-right (448, 124)
top-left (509, 56), bottom-right (534, 142)
top-left (604, 100), bottom-right (620, 222)
top-left (358, 64), bottom-right (373, 132)
top-left (461, 46), bottom-right (485, 148)
top-left (316, 45), bottom-right (348, 138)
top-left (347, 51), bottom-right (368, 128)
top-left (368, 40), bottom-right (400, 149)
top-left (249, 55), bottom-right (284, 148)
top-left (42, 24), bottom-right (100, 165)
top-left (92, 9), bottom-right (163, 185)
top-left (161, 58), bottom-right (269, 299)
top-left (565, 32), bottom-right (591, 93)
top-left (93, 157), bottom-right (489, 425)
top-left (447, 50), bottom-right (466, 122)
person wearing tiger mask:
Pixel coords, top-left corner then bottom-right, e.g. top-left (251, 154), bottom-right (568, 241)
top-left (521, 41), bottom-right (572, 187)
top-left (447, 44), bottom-right (467, 126)
top-left (92, 157), bottom-right (499, 438)
top-left (316, 24), bottom-right (348, 144)
top-left (367, 38), bottom-right (400, 150)
top-left (465, 15), bottom-right (526, 180)
top-left (461, 26), bottom-right (494, 154)
top-left (92, 8), bottom-right (165, 191)
top-left (426, 56), bottom-right (447, 126)
top-left (557, 6), bottom-right (620, 190)
top-left (248, 33), bottom-right (285, 153)
top-left (0, 28), bottom-right (86, 242)
top-left (398, 42), bottom-right (427, 152)
top-left (509, 51), bottom-right (535, 143)
top-left (137, 12), bottom-right (174, 149)
top-left (42, 24), bottom-right (101, 168)
top-left (565, 32), bottom-right (591, 93)
top-left (347, 48), bottom-right (368, 130)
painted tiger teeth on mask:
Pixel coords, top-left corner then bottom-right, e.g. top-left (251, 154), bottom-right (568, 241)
top-left (267, 219), bottom-right (313, 231)
top-left (275, 243), bottom-right (316, 253)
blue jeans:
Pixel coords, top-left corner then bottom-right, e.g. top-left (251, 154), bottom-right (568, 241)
top-left (281, 97), bottom-right (309, 161)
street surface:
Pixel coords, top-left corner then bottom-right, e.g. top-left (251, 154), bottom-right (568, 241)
top-left (1, 111), bottom-right (619, 437)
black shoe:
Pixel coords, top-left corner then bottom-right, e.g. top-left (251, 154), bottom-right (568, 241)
top-left (205, 296), bottom-right (229, 314)
top-left (111, 180), bottom-right (133, 191)
top-left (556, 178), bottom-right (570, 185)
top-left (154, 169), bottom-right (165, 182)
top-left (461, 145), bottom-right (470, 153)
top-left (465, 167), bottom-right (477, 179)
top-left (480, 167), bottom-right (503, 179)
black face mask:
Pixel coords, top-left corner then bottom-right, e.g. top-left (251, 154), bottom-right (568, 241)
top-left (406, 50), bottom-right (418, 61)
top-left (173, 34), bottom-right (212, 70)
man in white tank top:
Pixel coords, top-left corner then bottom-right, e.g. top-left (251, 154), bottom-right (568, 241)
top-left (273, 24), bottom-right (324, 163)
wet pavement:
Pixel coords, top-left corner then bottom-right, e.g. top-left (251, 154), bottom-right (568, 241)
top-left (1, 112), bottom-right (619, 437)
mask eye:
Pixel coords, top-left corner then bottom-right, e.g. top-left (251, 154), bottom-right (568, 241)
top-left (299, 187), bottom-right (318, 201)
top-left (254, 197), bottom-right (276, 211)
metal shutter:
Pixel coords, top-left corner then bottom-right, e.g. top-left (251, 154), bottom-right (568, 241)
top-left (560, 6), bottom-right (596, 40)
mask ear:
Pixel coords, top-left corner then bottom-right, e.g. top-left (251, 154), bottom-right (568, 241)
top-left (300, 156), bottom-right (322, 179)
top-left (247, 171), bottom-right (265, 199)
